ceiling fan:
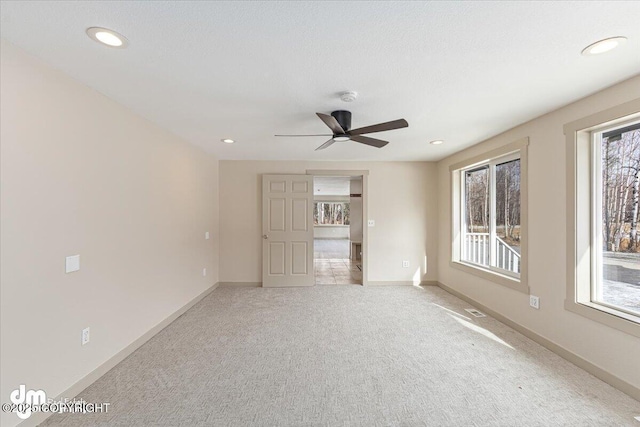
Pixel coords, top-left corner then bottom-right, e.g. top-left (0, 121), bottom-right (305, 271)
top-left (275, 110), bottom-right (408, 151)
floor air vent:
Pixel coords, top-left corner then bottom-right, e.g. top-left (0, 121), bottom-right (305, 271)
top-left (464, 308), bottom-right (486, 318)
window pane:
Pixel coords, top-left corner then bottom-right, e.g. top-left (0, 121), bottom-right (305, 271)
top-left (313, 202), bottom-right (350, 225)
top-left (343, 203), bottom-right (350, 225)
top-left (495, 159), bottom-right (521, 273)
top-left (463, 166), bottom-right (489, 266)
top-left (313, 203), bottom-right (318, 224)
top-left (597, 126), bottom-right (640, 315)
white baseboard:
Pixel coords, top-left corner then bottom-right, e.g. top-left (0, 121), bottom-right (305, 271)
top-left (218, 282), bottom-right (262, 287)
top-left (217, 281), bottom-right (437, 288)
top-left (366, 281), bottom-right (437, 286)
top-left (18, 282), bottom-right (219, 427)
top-left (436, 281), bottom-right (640, 402)
top-left (366, 281), bottom-right (414, 286)
top-left (421, 281), bottom-right (439, 286)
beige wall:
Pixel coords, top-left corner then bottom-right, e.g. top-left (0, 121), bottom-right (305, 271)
top-left (220, 161), bottom-right (438, 284)
top-left (437, 76), bottom-right (640, 391)
top-left (0, 42), bottom-right (219, 427)
top-left (314, 225), bottom-right (350, 239)
top-left (350, 179), bottom-right (363, 242)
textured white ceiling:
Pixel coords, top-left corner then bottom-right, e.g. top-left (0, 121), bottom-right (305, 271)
top-left (2, 1), bottom-right (639, 161)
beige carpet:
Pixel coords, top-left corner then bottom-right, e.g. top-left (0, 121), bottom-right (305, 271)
top-left (42, 286), bottom-right (640, 426)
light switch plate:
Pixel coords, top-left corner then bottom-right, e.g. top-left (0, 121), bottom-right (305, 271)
top-left (205, 231), bottom-right (210, 240)
top-left (66, 255), bottom-right (80, 273)
top-left (202, 268), bottom-right (207, 277)
top-left (368, 220), bottom-right (375, 227)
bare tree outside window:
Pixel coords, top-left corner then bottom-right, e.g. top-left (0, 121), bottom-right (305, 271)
top-left (462, 156), bottom-right (521, 274)
top-left (598, 125), bottom-right (640, 315)
top-left (496, 160), bottom-right (521, 252)
top-left (313, 202), bottom-right (350, 225)
top-left (465, 166), bottom-right (489, 235)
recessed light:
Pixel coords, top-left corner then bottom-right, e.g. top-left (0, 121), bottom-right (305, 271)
top-left (430, 140), bottom-right (444, 145)
top-left (581, 36), bottom-right (626, 56)
top-left (86, 27), bottom-right (129, 48)
top-left (221, 138), bottom-right (235, 144)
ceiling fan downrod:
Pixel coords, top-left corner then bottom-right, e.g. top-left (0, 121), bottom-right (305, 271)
top-left (330, 110), bottom-right (352, 132)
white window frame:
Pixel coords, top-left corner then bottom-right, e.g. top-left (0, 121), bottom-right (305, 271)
top-left (460, 152), bottom-right (521, 279)
top-left (450, 138), bottom-right (529, 294)
top-left (591, 118), bottom-right (640, 318)
top-left (565, 99), bottom-right (640, 338)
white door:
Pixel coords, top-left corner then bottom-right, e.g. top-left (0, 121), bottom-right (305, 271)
top-left (262, 175), bottom-right (314, 287)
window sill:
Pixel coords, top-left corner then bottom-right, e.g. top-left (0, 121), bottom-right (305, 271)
top-left (565, 299), bottom-right (640, 338)
top-left (450, 260), bottom-right (529, 294)
top-left (313, 224), bottom-right (349, 227)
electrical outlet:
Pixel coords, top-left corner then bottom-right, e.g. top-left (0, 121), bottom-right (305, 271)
top-left (202, 268), bottom-right (207, 277)
top-left (205, 231), bottom-right (210, 240)
top-left (81, 327), bottom-right (90, 346)
top-left (402, 260), bottom-right (409, 268)
top-left (368, 220), bottom-right (375, 227)
top-left (529, 295), bottom-right (540, 309)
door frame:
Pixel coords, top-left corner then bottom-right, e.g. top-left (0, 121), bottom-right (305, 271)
top-left (307, 169), bottom-right (369, 286)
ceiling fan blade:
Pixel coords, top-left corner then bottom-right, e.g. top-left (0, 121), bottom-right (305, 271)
top-left (315, 138), bottom-right (336, 151)
top-left (348, 119), bottom-right (408, 135)
top-left (275, 134), bottom-right (333, 137)
top-left (350, 135), bottom-right (389, 148)
top-left (316, 112), bottom-right (345, 135)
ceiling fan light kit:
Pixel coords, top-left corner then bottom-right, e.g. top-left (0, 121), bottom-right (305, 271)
top-left (276, 109), bottom-right (408, 151)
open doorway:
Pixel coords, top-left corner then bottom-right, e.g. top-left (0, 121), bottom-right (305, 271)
top-left (313, 176), bottom-right (362, 285)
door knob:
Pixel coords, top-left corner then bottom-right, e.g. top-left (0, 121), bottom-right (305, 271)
top-left (263, 235), bottom-right (269, 239)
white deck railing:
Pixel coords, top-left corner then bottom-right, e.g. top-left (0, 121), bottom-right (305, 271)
top-left (463, 233), bottom-right (520, 274)
top-left (496, 236), bottom-right (520, 273)
top-left (464, 233), bottom-right (489, 266)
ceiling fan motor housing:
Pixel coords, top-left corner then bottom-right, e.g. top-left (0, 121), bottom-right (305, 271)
top-left (331, 110), bottom-right (352, 132)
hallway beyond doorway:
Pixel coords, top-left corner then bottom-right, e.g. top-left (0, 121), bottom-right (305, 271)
top-left (314, 239), bottom-right (361, 285)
